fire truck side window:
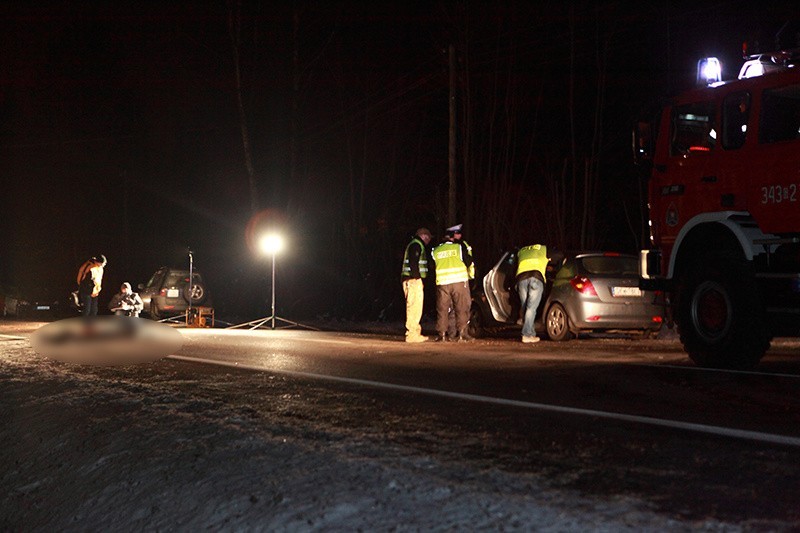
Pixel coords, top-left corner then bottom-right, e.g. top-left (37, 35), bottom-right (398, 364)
top-left (722, 91), bottom-right (750, 150)
top-left (760, 84), bottom-right (800, 144)
top-left (670, 102), bottom-right (716, 156)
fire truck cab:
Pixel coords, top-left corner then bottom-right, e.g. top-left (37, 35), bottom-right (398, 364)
top-left (636, 50), bottom-right (800, 369)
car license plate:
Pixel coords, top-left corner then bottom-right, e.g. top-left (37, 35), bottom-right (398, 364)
top-left (36, 305), bottom-right (50, 311)
top-left (167, 289), bottom-right (180, 298)
top-left (612, 286), bottom-right (641, 297)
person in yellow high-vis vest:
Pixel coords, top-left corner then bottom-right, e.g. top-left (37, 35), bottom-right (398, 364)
top-left (516, 244), bottom-right (549, 343)
top-left (432, 227), bottom-right (474, 342)
top-left (401, 228), bottom-right (432, 342)
top-left (446, 224), bottom-right (474, 338)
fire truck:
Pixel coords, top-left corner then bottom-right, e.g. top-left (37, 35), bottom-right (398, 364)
top-left (635, 48), bottom-right (800, 369)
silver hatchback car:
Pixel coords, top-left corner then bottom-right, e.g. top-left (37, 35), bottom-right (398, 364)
top-left (474, 251), bottom-right (664, 340)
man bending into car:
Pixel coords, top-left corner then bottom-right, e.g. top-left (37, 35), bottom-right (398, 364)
top-left (516, 244), bottom-right (548, 343)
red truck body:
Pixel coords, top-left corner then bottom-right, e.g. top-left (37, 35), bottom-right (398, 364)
top-left (639, 57), bottom-right (800, 368)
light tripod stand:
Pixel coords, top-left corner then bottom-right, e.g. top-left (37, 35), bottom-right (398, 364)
top-left (228, 233), bottom-right (317, 331)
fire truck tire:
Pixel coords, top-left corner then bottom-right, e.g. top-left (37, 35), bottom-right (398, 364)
top-left (676, 252), bottom-right (770, 369)
top-left (545, 303), bottom-right (574, 341)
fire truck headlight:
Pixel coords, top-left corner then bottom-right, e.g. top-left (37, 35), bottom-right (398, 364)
top-left (697, 57), bottom-right (722, 85)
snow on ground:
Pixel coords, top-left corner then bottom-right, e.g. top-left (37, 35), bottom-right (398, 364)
top-left (1, 322), bottom-right (736, 531)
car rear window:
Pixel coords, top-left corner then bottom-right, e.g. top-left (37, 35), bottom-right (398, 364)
top-left (579, 256), bottom-right (638, 276)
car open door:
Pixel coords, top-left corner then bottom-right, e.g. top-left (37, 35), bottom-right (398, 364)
top-left (482, 251), bottom-right (518, 324)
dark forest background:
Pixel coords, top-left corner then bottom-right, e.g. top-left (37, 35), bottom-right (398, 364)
top-left (0, 1), bottom-right (795, 321)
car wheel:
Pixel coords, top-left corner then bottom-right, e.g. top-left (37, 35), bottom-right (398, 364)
top-left (184, 282), bottom-right (207, 305)
top-left (150, 303), bottom-right (161, 320)
top-left (468, 306), bottom-right (484, 339)
top-left (545, 303), bottom-right (574, 341)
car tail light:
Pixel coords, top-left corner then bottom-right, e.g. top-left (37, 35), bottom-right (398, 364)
top-left (570, 276), bottom-right (597, 296)
top-left (159, 288), bottom-right (167, 296)
top-left (652, 316), bottom-right (663, 323)
top-left (586, 315), bottom-right (601, 321)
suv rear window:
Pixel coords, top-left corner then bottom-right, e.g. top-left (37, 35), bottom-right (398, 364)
top-left (165, 272), bottom-right (190, 287)
top-left (579, 256), bottom-right (638, 276)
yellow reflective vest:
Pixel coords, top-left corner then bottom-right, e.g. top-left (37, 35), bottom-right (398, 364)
top-left (516, 244), bottom-right (548, 279)
top-left (401, 237), bottom-right (428, 278)
top-left (461, 240), bottom-right (475, 280)
top-left (432, 242), bottom-right (470, 285)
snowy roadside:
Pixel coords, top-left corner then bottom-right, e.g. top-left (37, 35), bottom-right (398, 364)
top-left (1, 332), bottom-right (738, 531)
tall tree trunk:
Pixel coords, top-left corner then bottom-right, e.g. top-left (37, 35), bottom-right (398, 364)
top-left (290, 6), bottom-right (300, 205)
top-left (448, 43), bottom-right (457, 226)
top-left (568, 3), bottom-right (577, 245)
top-left (228, 0), bottom-right (258, 214)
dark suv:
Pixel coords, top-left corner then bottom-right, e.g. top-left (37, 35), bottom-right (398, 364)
top-left (138, 267), bottom-right (210, 319)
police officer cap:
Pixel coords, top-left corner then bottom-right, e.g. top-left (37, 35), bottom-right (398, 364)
top-left (445, 223), bottom-right (463, 235)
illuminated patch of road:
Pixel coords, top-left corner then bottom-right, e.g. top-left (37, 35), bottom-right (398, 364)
top-left (0, 334), bottom-right (26, 341)
top-left (189, 329), bottom-right (358, 346)
top-left (167, 354), bottom-right (800, 448)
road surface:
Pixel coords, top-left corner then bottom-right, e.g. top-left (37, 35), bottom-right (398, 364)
top-left (3, 321), bottom-right (800, 527)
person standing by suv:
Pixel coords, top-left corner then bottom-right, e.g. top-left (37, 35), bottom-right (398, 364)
top-left (516, 244), bottom-right (548, 343)
top-left (432, 229), bottom-right (473, 342)
top-left (76, 255), bottom-right (106, 317)
top-left (401, 227), bottom-right (432, 343)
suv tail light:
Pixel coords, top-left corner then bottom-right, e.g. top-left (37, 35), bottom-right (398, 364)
top-left (570, 276), bottom-right (597, 296)
top-left (159, 288), bottom-right (168, 296)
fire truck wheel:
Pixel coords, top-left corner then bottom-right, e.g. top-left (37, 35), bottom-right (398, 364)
top-left (676, 253), bottom-right (770, 369)
top-left (545, 303), bottom-right (574, 341)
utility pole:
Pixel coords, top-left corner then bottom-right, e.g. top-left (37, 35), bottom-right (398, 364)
top-left (448, 43), bottom-right (457, 226)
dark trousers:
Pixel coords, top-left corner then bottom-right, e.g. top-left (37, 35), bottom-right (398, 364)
top-left (81, 294), bottom-right (98, 316)
top-left (435, 281), bottom-right (470, 336)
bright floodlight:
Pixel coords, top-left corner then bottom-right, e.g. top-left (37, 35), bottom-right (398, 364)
top-left (259, 233), bottom-right (284, 255)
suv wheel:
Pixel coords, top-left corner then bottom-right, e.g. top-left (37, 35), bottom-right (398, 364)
top-left (184, 282), bottom-right (207, 305)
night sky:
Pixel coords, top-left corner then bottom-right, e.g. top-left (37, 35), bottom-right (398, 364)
top-left (1, 1), bottom-right (796, 320)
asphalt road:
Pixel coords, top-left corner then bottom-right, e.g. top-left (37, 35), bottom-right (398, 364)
top-left (173, 328), bottom-right (800, 441)
top-left (167, 327), bottom-right (800, 524)
top-left (6, 321), bottom-right (800, 524)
